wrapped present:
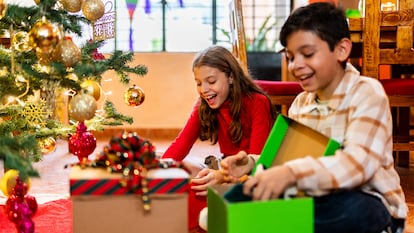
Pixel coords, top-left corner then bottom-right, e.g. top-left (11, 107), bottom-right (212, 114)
top-left (207, 115), bottom-right (341, 233)
top-left (69, 131), bottom-right (190, 233)
top-left (70, 166), bottom-right (189, 233)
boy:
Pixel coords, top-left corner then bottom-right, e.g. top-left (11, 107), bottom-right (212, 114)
top-left (220, 2), bottom-right (408, 233)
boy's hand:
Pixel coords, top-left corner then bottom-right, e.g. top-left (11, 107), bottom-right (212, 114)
top-left (220, 151), bottom-right (255, 182)
top-left (243, 165), bottom-right (296, 200)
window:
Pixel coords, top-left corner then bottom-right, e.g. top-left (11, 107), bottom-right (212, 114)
top-left (86, 0), bottom-right (291, 53)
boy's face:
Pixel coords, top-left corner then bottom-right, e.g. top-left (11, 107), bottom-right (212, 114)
top-left (285, 30), bottom-right (346, 100)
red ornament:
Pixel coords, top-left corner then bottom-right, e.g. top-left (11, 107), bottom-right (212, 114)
top-left (68, 121), bottom-right (97, 162)
top-left (4, 178), bottom-right (37, 233)
top-left (88, 39), bottom-right (105, 60)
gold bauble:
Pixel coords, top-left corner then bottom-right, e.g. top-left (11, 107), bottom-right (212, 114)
top-left (61, 0), bottom-right (82, 13)
top-left (124, 84), bottom-right (145, 107)
top-left (34, 0), bottom-right (40, 5)
top-left (0, 0), bottom-right (7, 20)
top-left (38, 137), bottom-right (57, 155)
top-left (52, 36), bottom-right (81, 67)
top-left (12, 31), bottom-right (31, 52)
top-left (0, 169), bottom-right (31, 197)
top-left (36, 50), bottom-right (53, 65)
top-left (2, 95), bottom-right (17, 105)
top-left (80, 79), bottom-right (101, 101)
top-left (29, 18), bottom-right (61, 54)
top-left (66, 72), bottom-right (78, 81)
top-left (69, 93), bottom-right (97, 122)
top-left (82, 0), bottom-right (105, 21)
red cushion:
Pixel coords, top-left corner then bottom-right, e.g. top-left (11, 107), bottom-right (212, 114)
top-left (255, 80), bottom-right (303, 95)
top-left (380, 79), bottom-right (414, 95)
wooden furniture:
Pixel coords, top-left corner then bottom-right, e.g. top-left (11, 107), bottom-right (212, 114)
top-left (229, 0), bottom-right (248, 71)
top-left (349, 0), bottom-right (414, 166)
top-left (228, 0), bottom-right (302, 115)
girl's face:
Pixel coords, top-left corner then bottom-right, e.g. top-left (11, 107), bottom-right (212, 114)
top-left (194, 65), bottom-right (232, 109)
top-left (285, 30), bottom-right (347, 100)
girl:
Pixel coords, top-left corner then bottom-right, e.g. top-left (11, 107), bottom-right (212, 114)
top-left (162, 45), bottom-right (276, 231)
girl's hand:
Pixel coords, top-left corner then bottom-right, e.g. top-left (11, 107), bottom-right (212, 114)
top-left (191, 168), bottom-right (225, 196)
top-left (220, 151), bottom-right (256, 182)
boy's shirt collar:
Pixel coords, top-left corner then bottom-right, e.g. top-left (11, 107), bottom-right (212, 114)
top-left (297, 63), bottom-right (360, 115)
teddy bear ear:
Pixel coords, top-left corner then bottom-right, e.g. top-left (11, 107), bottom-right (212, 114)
top-left (204, 155), bottom-right (220, 170)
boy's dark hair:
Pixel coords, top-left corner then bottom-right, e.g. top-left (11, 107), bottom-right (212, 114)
top-left (279, 2), bottom-right (350, 52)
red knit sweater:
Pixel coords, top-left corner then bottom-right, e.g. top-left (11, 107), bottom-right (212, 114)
top-left (162, 92), bottom-right (274, 160)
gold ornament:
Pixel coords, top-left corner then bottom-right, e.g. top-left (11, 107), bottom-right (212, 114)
top-left (0, 169), bottom-right (31, 197)
top-left (80, 79), bottom-right (101, 101)
top-left (20, 100), bottom-right (52, 127)
top-left (12, 31), bottom-right (31, 52)
top-left (52, 36), bottom-right (81, 67)
top-left (36, 50), bottom-right (53, 65)
top-left (38, 137), bottom-right (57, 155)
top-left (2, 95), bottom-right (17, 105)
top-left (0, 0), bottom-right (7, 20)
top-left (124, 84), bottom-right (145, 107)
top-left (34, 0), bottom-right (40, 4)
top-left (82, 0), bottom-right (105, 21)
top-left (61, 0), bottom-right (82, 13)
top-left (66, 72), bottom-right (78, 81)
top-left (69, 93), bottom-right (97, 122)
top-left (29, 18), bottom-right (61, 54)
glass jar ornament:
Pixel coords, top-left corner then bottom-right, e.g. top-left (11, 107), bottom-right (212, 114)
top-left (68, 121), bottom-right (97, 162)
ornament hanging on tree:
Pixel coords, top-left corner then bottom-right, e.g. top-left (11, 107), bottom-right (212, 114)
top-left (12, 31), bottom-right (32, 52)
top-left (52, 36), bottom-right (81, 67)
top-left (80, 79), bottom-right (101, 101)
top-left (90, 39), bottom-right (106, 60)
top-left (0, 170), bottom-right (31, 198)
top-left (0, 0), bottom-right (6, 20)
top-left (68, 93), bottom-right (97, 122)
top-left (60, 0), bottom-right (82, 13)
top-left (37, 137), bottom-right (57, 155)
top-left (81, 0), bottom-right (105, 21)
top-left (68, 121), bottom-right (97, 162)
top-left (28, 18), bottom-right (61, 54)
top-left (124, 84), bottom-right (145, 107)
top-left (36, 50), bottom-right (53, 65)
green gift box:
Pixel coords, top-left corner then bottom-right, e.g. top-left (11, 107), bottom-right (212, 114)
top-left (208, 115), bottom-right (341, 233)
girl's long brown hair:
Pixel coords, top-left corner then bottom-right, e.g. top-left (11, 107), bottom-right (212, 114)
top-left (192, 45), bottom-right (276, 145)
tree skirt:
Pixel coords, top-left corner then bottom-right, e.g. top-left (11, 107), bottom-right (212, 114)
top-left (0, 198), bottom-right (72, 233)
top-left (0, 140), bottom-right (88, 233)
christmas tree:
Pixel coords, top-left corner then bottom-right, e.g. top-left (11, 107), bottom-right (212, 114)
top-left (0, 0), bottom-right (148, 180)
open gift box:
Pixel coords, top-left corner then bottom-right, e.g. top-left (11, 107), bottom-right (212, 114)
top-left (208, 115), bottom-right (341, 233)
top-left (70, 166), bottom-right (189, 233)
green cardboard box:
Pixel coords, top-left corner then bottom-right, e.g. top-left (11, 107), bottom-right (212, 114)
top-left (252, 114), bottom-right (341, 174)
top-left (208, 115), bottom-right (341, 233)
